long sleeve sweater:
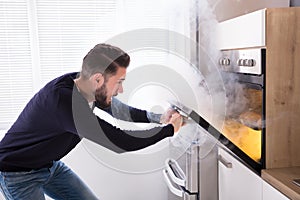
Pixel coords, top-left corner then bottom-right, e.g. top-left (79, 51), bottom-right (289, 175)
top-left (0, 72), bottom-right (174, 172)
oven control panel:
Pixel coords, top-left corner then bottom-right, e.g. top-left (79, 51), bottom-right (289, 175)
top-left (219, 48), bottom-right (265, 75)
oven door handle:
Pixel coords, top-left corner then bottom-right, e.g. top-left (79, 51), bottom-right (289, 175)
top-left (165, 158), bottom-right (186, 187)
top-left (162, 169), bottom-right (184, 197)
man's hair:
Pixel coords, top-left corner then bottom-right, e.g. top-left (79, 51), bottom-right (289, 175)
top-left (81, 43), bottom-right (130, 79)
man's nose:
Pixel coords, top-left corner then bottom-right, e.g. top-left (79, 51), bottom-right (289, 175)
top-left (117, 84), bottom-right (123, 94)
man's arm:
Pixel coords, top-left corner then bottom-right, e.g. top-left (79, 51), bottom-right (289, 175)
top-left (97, 97), bottom-right (162, 123)
top-left (58, 88), bottom-right (174, 153)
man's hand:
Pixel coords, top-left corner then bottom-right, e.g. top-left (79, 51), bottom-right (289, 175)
top-left (168, 112), bottom-right (183, 133)
top-left (160, 108), bottom-right (177, 124)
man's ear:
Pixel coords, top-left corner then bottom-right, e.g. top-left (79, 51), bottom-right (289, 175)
top-left (91, 73), bottom-right (104, 86)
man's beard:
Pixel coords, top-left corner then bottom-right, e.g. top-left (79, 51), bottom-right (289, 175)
top-left (95, 84), bottom-right (111, 109)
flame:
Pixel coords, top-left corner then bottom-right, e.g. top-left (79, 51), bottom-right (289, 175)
top-left (222, 119), bottom-right (261, 162)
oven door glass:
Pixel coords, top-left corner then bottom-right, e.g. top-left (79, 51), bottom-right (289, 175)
top-left (222, 85), bottom-right (263, 164)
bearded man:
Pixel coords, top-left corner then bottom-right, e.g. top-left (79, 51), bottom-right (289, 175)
top-left (0, 43), bottom-right (182, 200)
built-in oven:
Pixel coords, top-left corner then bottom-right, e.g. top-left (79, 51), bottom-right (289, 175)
top-left (218, 47), bottom-right (266, 174)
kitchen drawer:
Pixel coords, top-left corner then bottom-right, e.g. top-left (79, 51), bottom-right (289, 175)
top-left (218, 147), bottom-right (262, 200)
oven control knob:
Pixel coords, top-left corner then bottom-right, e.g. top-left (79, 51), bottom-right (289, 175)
top-left (245, 59), bottom-right (256, 67)
top-left (237, 59), bottom-right (256, 67)
top-left (237, 59), bottom-right (243, 66)
top-left (219, 58), bottom-right (230, 66)
top-left (224, 58), bottom-right (230, 66)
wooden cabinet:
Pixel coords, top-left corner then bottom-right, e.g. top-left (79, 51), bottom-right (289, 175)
top-left (264, 7), bottom-right (300, 169)
top-left (218, 147), bottom-right (262, 200)
top-left (262, 181), bottom-right (290, 200)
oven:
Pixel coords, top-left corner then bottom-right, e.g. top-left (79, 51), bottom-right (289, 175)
top-left (161, 48), bottom-right (266, 199)
top-left (218, 47), bottom-right (266, 174)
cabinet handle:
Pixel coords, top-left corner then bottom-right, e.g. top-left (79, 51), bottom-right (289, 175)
top-left (218, 155), bottom-right (232, 168)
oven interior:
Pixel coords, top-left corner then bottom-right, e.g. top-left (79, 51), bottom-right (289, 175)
top-left (220, 69), bottom-right (265, 171)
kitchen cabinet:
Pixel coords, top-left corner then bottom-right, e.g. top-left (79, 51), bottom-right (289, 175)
top-left (216, 7), bottom-right (300, 200)
top-left (217, 147), bottom-right (292, 200)
top-left (264, 7), bottom-right (300, 169)
top-left (262, 180), bottom-right (290, 200)
top-left (209, 0), bottom-right (289, 22)
top-left (218, 7), bottom-right (300, 170)
top-left (218, 147), bottom-right (262, 200)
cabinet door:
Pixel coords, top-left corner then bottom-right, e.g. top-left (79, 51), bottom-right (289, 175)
top-left (262, 181), bottom-right (290, 200)
top-left (218, 147), bottom-right (262, 200)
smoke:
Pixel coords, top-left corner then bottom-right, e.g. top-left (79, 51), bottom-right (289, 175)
top-left (193, 0), bottom-right (260, 122)
top-left (189, 0), bottom-right (227, 130)
top-left (221, 72), bottom-right (249, 118)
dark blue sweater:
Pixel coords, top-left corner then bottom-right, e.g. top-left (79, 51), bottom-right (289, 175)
top-left (0, 73), bottom-right (174, 172)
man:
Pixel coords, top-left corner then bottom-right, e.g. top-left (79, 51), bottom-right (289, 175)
top-left (0, 43), bottom-right (183, 199)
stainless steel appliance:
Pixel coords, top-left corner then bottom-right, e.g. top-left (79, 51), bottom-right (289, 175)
top-left (163, 102), bottom-right (219, 200)
top-left (218, 48), bottom-right (265, 174)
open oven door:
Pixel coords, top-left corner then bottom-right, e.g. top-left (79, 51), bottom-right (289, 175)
top-left (163, 101), bottom-right (219, 200)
